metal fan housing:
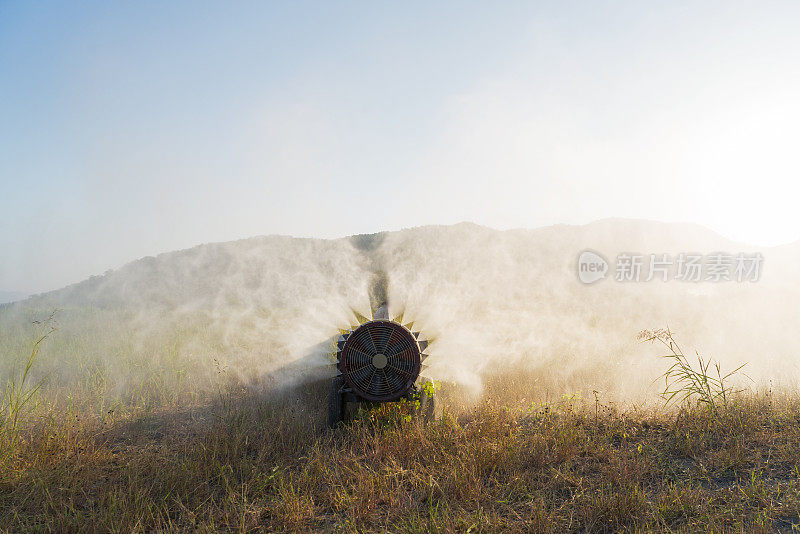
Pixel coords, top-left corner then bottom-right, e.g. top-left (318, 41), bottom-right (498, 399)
top-left (337, 320), bottom-right (421, 402)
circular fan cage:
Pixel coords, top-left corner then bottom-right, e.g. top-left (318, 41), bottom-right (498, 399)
top-left (339, 320), bottom-right (421, 402)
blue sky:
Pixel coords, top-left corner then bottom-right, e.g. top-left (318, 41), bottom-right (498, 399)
top-left (2, 1), bottom-right (799, 292)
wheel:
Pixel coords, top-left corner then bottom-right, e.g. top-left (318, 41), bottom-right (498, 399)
top-left (418, 377), bottom-right (436, 424)
top-left (328, 376), bottom-right (345, 428)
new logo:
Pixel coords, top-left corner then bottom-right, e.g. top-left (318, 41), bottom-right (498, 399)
top-left (577, 250), bottom-right (608, 284)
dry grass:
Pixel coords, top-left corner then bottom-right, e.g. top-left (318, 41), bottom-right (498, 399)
top-left (1, 313), bottom-right (798, 532)
top-left (2, 367), bottom-right (800, 533)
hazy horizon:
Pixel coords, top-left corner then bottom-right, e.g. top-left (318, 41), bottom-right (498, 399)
top-left (3, 2), bottom-right (800, 292)
top-left (1, 217), bottom-right (793, 297)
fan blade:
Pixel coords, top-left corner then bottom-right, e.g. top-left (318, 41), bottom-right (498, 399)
top-left (374, 325), bottom-right (392, 353)
top-left (384, 369), bottom-right (405, 390)
top-left (386, 363), bottom-right (414, 377)
top-left (349, 365), bottom-right (373, 385)
top-left (363, 328), bottom-right (378, 354)
top-left (345, 347), bottom-right (372, 367)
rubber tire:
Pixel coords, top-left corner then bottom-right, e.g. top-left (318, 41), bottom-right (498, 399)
top-left (418, 377), bottom-right (436, 424)
top-left (328, 376), bottom-right (345, 429)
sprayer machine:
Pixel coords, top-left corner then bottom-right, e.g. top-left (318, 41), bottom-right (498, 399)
top-left (328, 305), bottom-right (433, 427)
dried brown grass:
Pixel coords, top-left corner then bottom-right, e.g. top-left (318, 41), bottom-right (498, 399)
top-left (2, 367), bottom-right (800, 532)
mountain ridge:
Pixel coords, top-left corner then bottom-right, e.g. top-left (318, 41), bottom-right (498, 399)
top-left (18, 218), bottom-right (776, 307)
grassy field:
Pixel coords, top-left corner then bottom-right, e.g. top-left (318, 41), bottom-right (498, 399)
top-left (2, 313), bottom-right (800, 532)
